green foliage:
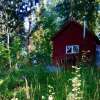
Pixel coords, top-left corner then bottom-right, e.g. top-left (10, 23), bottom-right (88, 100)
top-left (0, 0), bottom-right (20, 35)
top-left (10, 35), bottom-right (22, 66)
top-left (0, 64), bottom-right (100, 99)
top-left (56, 0), bottom-right (97, 31)
top-left (0, 43), bottom-right (9, 68)
top-left (30, 7), bottom-right (61, 64)
top-left (0, 1), bottom-right (99, 99)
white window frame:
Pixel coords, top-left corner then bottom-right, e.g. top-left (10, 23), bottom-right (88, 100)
top-left (66, 45), bottom-right (79, 54)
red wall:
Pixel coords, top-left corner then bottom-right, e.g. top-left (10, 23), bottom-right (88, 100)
top-left (52, 21), bottom-right (96, 66)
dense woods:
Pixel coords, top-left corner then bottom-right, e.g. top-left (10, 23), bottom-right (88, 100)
top-left (0, 0), bottom-right (100, 99)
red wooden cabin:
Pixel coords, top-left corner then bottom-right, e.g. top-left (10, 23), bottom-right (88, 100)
top-left (52, 20), bottom-right (99, 68)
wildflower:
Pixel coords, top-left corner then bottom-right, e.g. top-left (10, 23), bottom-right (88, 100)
top-left (49, 89), bottom-right (52, 93)
top-left (48, 85), bottom-right (53, 89)
top-left (42, 96), bottom-right (45, 99)
top-left (48, 95), bottom-right (54, 100)
top-left (68, 66), bottom-right (83, 100)
top-left (51, 92), bottom-right (55, 95)
top-left (77, 74), bottom-right (81, 78)
top-left (72, 66), bottom-right (77, 68)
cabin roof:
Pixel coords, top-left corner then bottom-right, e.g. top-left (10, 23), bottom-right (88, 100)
top-left (51, 20), bottom-right (81, 41)
top-left (51, 20), bottom-right (100, 44)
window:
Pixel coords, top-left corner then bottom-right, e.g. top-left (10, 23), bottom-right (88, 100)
top-left (66, 45), bottom-right (79, 54)
top-left (73, 45), bottom-right (79, 53)
top-left (66, 46), bottom-right (73, 54)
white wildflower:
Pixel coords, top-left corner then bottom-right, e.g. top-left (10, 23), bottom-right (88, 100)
top-left (48, 95), bottom-right (54, 100)
top-left (42, 95), bottom-right (45, 99)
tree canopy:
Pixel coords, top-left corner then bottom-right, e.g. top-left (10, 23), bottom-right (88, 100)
top-left (0, 0), bottom-right (99, 67)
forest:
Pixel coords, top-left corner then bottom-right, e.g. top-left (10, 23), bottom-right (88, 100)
top-left (0, 0), bottom-right (100, 99)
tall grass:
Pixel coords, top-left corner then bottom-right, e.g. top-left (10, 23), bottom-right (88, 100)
top-left (0, 64), bottom-right (100, 100)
